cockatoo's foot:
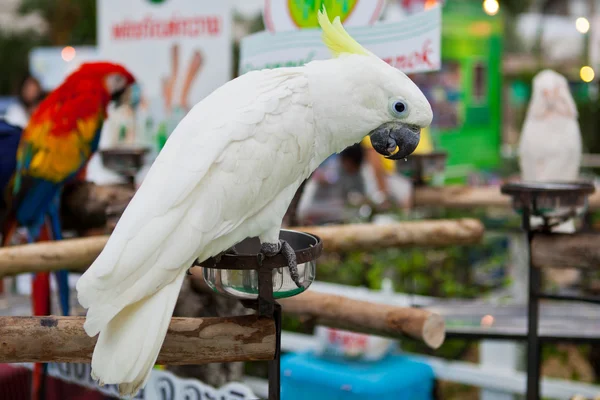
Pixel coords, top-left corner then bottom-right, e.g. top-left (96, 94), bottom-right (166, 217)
top-left (258, 240), bottom-right (300, 288)
top-left (186, 246), bottom-right (238, 275)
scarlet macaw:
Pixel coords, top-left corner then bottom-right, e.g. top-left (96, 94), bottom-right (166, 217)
top-left (3, 62), bottom-right (136, 313)
top-left (2, 62), bottom-right (135, 399)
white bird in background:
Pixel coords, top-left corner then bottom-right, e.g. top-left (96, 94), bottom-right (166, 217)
top-left (76, 9), bottom-right (433, 396)
top-left (518, 69), bottom-right (582, 233)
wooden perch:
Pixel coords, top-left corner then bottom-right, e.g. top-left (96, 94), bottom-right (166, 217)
top-left (0, 315), bottom-right (275, 364)
top-left (279, 291), bottom-right (445, 349)
top-left (0, 236), bottom-right (108, 278)
top-left (531, 233), bottom-right (600, 270)
top-left (291, 219), bottom-right (484, 253)
top-left (0, 293), bottom-right (444, 364)
top-left (414, 186), bottom-right (600, 209)
top-left (0, 220), bottom-right (483, 278)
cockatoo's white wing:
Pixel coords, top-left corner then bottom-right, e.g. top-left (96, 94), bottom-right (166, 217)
top-left (77, 67), bottom-right (314, 335)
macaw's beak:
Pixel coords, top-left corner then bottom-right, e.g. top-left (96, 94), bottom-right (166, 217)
top-left (111, 86), bottom-right (128, 106)
top-left (369, 121), bottom-right (421, 160)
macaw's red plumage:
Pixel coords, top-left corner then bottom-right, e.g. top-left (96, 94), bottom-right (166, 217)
top-left (17, 62), bottom-right (135, 186)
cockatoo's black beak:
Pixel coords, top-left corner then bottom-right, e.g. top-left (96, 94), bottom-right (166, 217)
top-left (369, 121), bottom-right (421, 160)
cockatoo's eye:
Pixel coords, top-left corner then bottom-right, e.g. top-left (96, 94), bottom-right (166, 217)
top-left (389, 98), bottom-right (409, 118)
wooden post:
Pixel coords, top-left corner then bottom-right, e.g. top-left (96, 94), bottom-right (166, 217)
top-left (0, 220), bottom-right (484, 278)
top-left (531, 233), bottom-right (600, 270)
top-left (279, 291), bottom-right (445, 349)
top-left (0, 315), bottom-right (275, 364)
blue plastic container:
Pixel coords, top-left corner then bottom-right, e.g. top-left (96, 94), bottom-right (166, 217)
top-left (281, 352), bottom-right (435, 400)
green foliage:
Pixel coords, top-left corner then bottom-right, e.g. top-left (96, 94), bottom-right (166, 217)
top-left (19, 0), bottom-right (97, 45)
top-left (0, 29), bottom-right (45, 95)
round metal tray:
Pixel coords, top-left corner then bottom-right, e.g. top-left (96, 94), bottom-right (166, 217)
top-left (201, 230), bottom-right (322, 300)
top-left (501, 181), bottom-right (595, 221)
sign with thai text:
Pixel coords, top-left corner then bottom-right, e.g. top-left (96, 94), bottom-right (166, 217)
top-left (16, 363), bottom-right (257, 400)
top-left (97, 0), bottom-right (232, 152)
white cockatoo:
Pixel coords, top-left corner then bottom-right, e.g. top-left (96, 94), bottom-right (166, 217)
top-left (518, 69), bottom-right (582, 233)
top-left (76, 9), bottom-right (432, 396)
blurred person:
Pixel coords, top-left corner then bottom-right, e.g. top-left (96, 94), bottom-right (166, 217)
top-left (5, 74), bottom-right (44, 128)
top-left (297, 144), bottom-right (368, 224)
top-left (296, 154), bottom-right (344, 224)
top-left (339, 143), bottom-right (366, 199)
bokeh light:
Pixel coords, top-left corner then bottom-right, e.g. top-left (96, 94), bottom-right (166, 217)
top-left (61, 46), bottom-right (76, 62)
top-left (481, 314), bottom-right (494, 327)
top-left (580, 66), bottom-right (595, 82)
top-left (483, 0), bottom-right (499, 16)
top-left (576, 17), bottom-right (590, 34)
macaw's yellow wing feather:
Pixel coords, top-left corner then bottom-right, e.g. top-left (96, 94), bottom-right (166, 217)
top-left (317, 8), bottom-right (370, 58)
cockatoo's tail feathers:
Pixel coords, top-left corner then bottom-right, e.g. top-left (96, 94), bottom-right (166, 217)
top-left (318, 8), bottom-right (370, 58)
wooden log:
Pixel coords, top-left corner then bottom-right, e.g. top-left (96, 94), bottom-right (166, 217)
top-left (414, 185), bottom-right (600, 209)
top-left (0, 236), bottom-right (108, 278)
top-left (279, 290), bottom-right (445, 349)
top-left (531, 233), bottom-right (600, 270)
top-left (0, 220), bottom-right (484, 278)
top-left (414, 186), bottom-right (511, 208)
top-left (0, 315), bottom-right (275, 364)
top-left (291, 219), bottom-right (484, 253)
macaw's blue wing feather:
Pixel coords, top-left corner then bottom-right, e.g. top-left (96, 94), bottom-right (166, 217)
top-left (12, 177), bottom-right (61, 234)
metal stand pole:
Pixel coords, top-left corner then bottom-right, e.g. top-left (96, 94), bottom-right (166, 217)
top-left (258, 265), bottom-right (281, 400)
top-left (268, 303), bottom-right (282, 400)
top-left (524, 208), bottom-right (541, 400)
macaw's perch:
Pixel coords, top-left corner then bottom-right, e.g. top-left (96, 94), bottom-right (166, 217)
top-left (531, 233), bottom-right (600, 270)
top-left (279, 291), bottom-right (445, 349)
top-left (293, 219), bottom-right (484, 253)
top-left (0, 236), bottom-right (108, 278)
top-left (414, 186), bottom-right (600, 209)
top-left (0, 315), bottom-right (275, 364)
top-left (0, 220), bottom-right (483, 278)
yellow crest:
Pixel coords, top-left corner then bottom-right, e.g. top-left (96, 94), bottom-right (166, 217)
top-left (317, 7), bottom-right (370, 58)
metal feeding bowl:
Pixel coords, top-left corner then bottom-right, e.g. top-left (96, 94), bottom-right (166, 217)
top-left (501, 181), bottom-right (595, 227)
top-left (99, 146), bottom-right (150, 184)
top-left (202, 230), bottom-right (322, 300)
top-left (396, 152), bottom-right (447, 186)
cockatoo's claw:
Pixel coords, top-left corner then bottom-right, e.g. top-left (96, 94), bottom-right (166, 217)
top-left (280, 240), bottom-right (300, 288)
top-left (259, 240), bottom-right (300, 288)
top-left (186, 268), bottom-right (193, 276)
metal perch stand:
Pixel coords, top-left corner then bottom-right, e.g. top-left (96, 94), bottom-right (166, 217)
top-left (501, 181), bottom-right (597, 400)
top-left (196, 230), bottom-right (323, 400)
